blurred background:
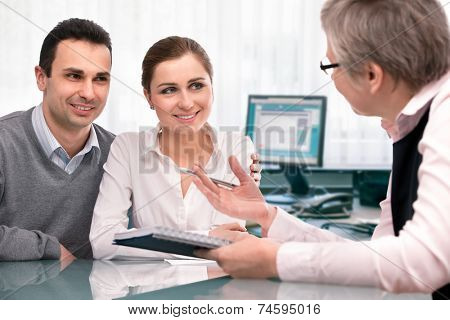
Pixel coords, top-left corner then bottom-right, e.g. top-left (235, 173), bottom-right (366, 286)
top-left (0, 0), bottom-right (448, 169)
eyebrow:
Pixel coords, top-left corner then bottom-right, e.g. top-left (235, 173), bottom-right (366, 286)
top-left (96, 71), bottom-right (111, 78)
top-left (63, 67), bottom-right (84, 74)
top-left (188, 77), bottom-right (206, 83)
top-left (63, 67), bottom-right (110, 77)
top-left (157, 77), bottom-right (206, 88)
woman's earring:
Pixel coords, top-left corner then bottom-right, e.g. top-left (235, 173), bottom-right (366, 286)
top-left (150, 104), bottom-right (155, 110)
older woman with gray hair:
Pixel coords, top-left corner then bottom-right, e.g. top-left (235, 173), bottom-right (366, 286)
top-left (193, 0), bottom-right (450, 299)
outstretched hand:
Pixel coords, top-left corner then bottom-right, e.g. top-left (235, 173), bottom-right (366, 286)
top-left (193, 156), bottom-right (277, 232)
top-left (249, 153), bottom-right (261, 185)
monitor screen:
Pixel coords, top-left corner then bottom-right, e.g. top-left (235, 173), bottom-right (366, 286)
top-left (246, 95), bottom-right (327, 167)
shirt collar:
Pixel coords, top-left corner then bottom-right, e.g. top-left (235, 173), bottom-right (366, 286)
top-left (79, 123), bottom-right (100, 157)
top-left (32, 103), bottom-right (100, 159)
top-left (389, 71), bottom-right (450, 142)
top-left (398, 70), bottom-right (450, 118)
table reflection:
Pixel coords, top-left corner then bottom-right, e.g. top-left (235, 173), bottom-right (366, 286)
top-left (90, 260), bottom-right (223, 300)
top-left (0, 259), bottom-right (223, 300)
top-left (0, 260), bottom-right (92, 299)
top-left (0, 260), bottom-right (430, 300)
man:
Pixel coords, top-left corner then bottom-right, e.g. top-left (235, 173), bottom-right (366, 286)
top-left (0, 18), bottom-right (115, 261)
top-left (193, 0), bottom-right (450, 299)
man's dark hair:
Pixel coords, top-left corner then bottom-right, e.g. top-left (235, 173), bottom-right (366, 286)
top-left (39, 18), bottom-right (112, 76)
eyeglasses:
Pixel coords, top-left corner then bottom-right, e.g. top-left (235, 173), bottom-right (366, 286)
top-left (320, 57), bottom-right (340, 75)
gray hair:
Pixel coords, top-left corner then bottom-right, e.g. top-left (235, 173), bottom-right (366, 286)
top-left (321, 0), bottom-right (450, 91)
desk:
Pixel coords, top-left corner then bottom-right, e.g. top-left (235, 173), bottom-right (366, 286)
top-left (0, 196), bottom-right (432, 300)
top-left (249, 198), bottom-right (380, 241)
top-left (300, 199), bottom-right (380, 240)
top-left (0, 260), bottom-right (430, 300)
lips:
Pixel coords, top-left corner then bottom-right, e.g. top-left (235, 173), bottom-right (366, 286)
top-left (70, 103), bottom-right (94, 111)
top-left (69, 103), bottom-right (96, 116)
top-left (173, 110), bottom-right (200, 121)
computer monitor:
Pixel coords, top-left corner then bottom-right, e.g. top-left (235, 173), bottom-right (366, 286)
top-left (245, 95), bottom-right (327, 167)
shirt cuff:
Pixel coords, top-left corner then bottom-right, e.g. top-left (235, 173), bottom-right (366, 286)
top-left (276, 242), bottom-right (320, 282)
top-left (276, 240), bottom-right (380, 287)
top-left (189, 230), bottom-right (209, 236)
top-left (268, 207), bottom-right (311, 241)
top-left (268, 207), bottom-right (290, 239)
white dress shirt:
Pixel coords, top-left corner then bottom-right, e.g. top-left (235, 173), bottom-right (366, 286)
top-left (31, 104), bottom-right (100, 174)
top-left (90, 123), bottom-right (254, 259)
top-left (270, 71), bottom-right (450, 293)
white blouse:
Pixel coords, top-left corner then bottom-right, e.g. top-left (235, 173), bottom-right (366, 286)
top-left (90, 124), bottom-right (254, 259)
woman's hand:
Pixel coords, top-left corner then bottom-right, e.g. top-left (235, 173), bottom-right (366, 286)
top-left (193, 156), bottom-right (277, 233)
top-left (249, 153), bottom-right (261, 185)
top-left (196, 236), bottom-right (280, 279)
top-left (208, 222), bottom-right (250, 242)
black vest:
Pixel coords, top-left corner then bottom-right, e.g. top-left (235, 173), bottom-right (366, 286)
top-left (391, 99), bottom-right (449, 300)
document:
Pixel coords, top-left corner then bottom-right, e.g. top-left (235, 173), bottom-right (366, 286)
top-left (113, 226), bottom-right (231, 258)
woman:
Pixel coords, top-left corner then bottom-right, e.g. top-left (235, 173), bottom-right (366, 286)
top-left (193, 0), bottom-right (450, 299)
top-left (90, 36), bottom-right (259, 259)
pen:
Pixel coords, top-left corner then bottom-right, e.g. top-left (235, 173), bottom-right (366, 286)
top-left (178, 167), bottom-right (238, 189)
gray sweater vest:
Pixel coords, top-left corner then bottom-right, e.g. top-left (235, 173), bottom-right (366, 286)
top-left (0, 108), bottom-right (115, 260)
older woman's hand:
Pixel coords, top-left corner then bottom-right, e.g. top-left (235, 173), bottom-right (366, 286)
top-left (193, 156), bottom-right (277, 233)
top-left (249, 153), bottom-right (261, 185)
top-left (195, 236), bottom-right (280, 279)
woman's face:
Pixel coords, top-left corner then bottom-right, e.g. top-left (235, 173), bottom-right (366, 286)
top-left (146, 53), bottom-right (213, 133)
top-left (326, 40), bottom-right (382, 117)
top-left (327, 46), bottom-right (370, 116)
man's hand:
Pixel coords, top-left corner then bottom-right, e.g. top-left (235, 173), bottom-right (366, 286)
top-left (249, 153), bottom-right (261, 185)
top-left (60, 245), bottom-right (76, 271)
top-left (193, 156), bottom-right (277, 232)
top-left (196, 236), bottom-right (280, 279)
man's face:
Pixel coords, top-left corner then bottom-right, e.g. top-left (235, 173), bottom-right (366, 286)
top-left (36, 39), bottom-right (111, 133)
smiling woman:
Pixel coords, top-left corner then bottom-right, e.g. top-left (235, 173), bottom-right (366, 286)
top-left (89, 36), bottom-right (258, 260)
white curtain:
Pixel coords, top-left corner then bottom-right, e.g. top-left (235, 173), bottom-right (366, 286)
top-left (1, 0), bottom-right (448, 168)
